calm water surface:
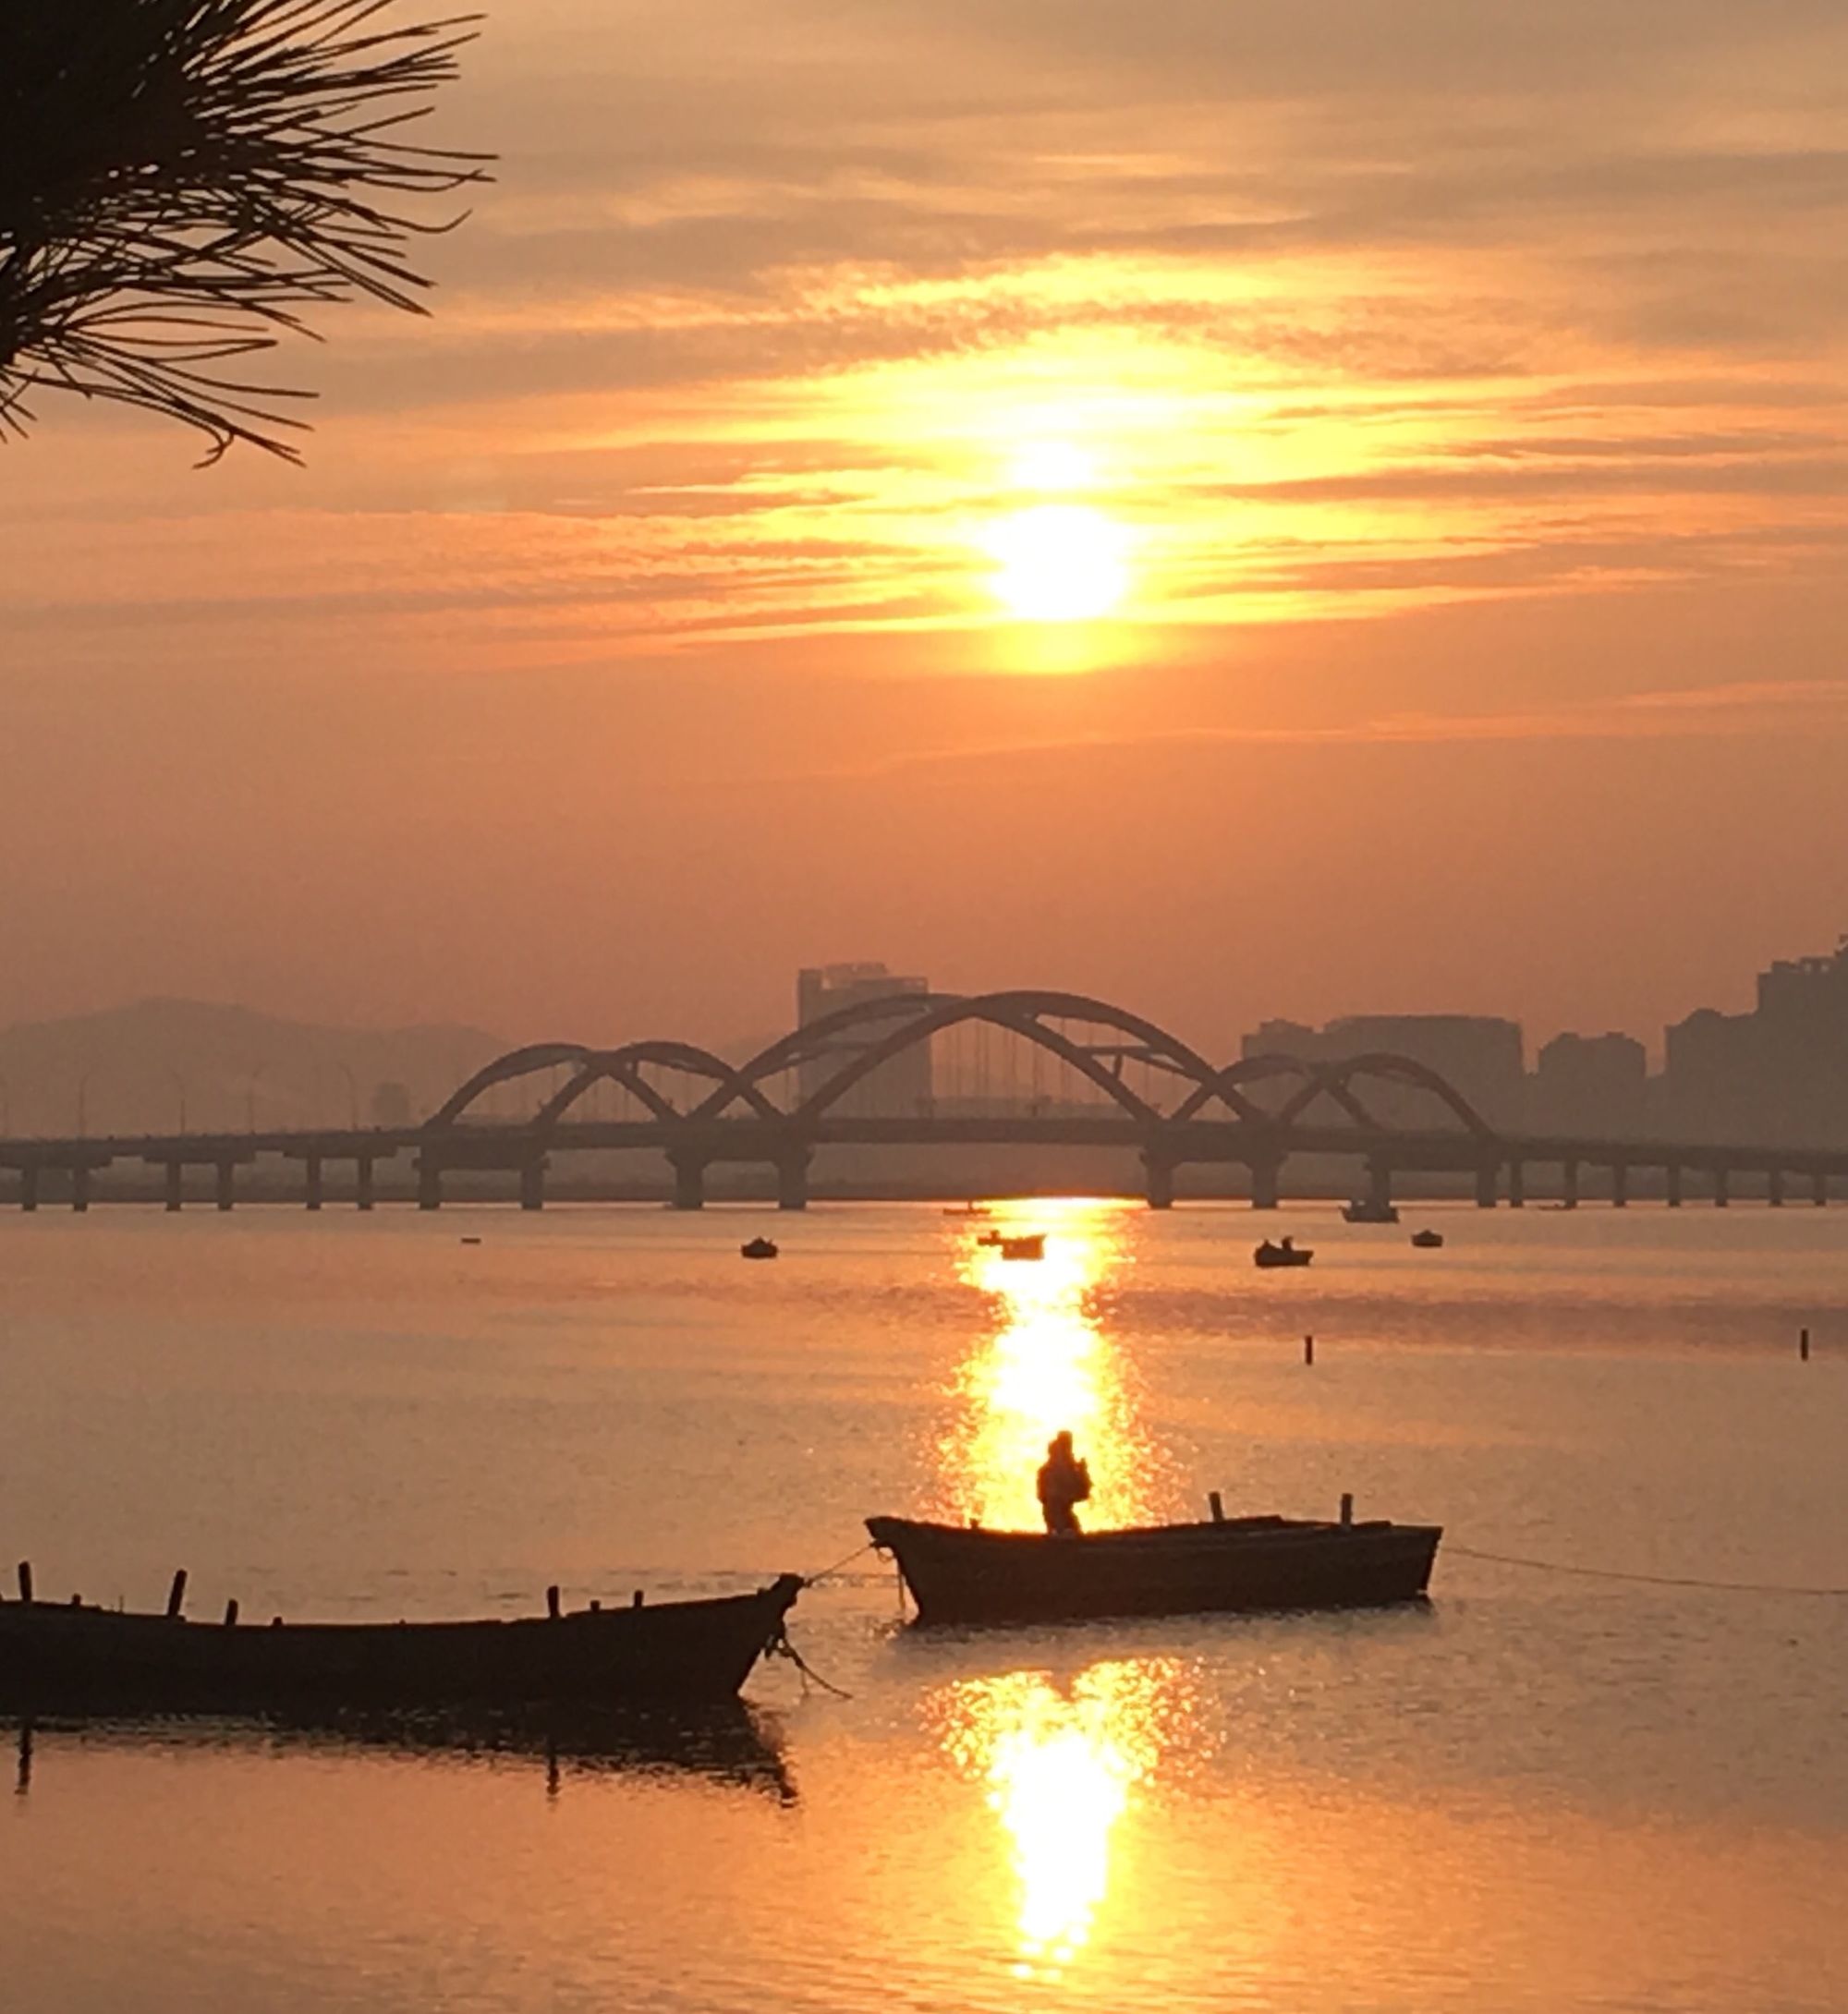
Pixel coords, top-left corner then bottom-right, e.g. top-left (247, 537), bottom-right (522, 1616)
top-left (2, 1201), bottom-right (1845, 2013)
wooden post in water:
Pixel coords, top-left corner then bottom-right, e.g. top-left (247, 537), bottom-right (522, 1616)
top-left (1208, 1491), bottom-right (1225, 1523)
top-left (1800, 1327), bottom-right (1811, 1362)
top-left (223, 1599), bottom-right (239, 1627)
top-left (166, 1570), bottom-right (188, 1619)
top-left (1304, 1333), bottom-right (1315, 1367)
top-left (1339, 1493), bottom-right (1354, 1528)
top-left (546, 1584), bottom-right (562, 1620)
top-left (16, 1560), bottom-right (33, 1604)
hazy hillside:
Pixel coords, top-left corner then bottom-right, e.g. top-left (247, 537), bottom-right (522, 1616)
top-left (0, 1000), bottom-right (510, 1139)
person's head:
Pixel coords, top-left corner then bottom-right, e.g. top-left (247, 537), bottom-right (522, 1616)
top-left (1050, 1430), bottom-right (1073, 1454)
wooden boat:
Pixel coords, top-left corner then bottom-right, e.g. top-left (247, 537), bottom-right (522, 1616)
top-left (998, 1232), bottom-right (1045, 1261)
top-left (740, 1236), bottom-right (779, 1260)
top-left (0, 1573), bottom-right (803, 1713)
top-left (1410, 1228), bottom-right (1445, 1249)
top-left (1254, 1237), bottom-right (1313, 1268)
top-left (866, 1515), bottom-right (1441, 1627)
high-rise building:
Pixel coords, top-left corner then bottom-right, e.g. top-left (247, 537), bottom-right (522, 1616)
top-left (796, 963), bottom-right (933, 1115)
top-left (1534, 1031), bottom-right (1647, 1135)
top-left (1664, 938), bottom-right (1848, 1144)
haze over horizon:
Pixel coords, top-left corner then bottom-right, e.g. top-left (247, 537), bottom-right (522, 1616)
top-left (7, 1), bottom-right (1848, 1056)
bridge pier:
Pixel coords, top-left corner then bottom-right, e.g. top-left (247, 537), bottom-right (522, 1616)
top-left (215, 1159), bottom-right (236, 1212)
top-left (1768, 1167), bottom-right (1784, 1208)
top-left (1506, 1159), bottom-right (1526, 1208)
top-left (1562, 1159), bottom-right (1580, 1209)
top-left (19, 1165), bottom-right (38, 1213)
top-left (775, 1149), bottom-right (811, 1212)
top-left (1666, 1163), bottom-right (1684, 1207)
top-left (1816, 1171), bottom-right (1829, 1207)
top-left (1713, 1165), bottom-right (1730, 1208)
top-left (419, 1157), bottom-right (443, 1211)
top-left (519, 1157), bottom-right (547, 1212)
top-left (305, 1153), bottom-right (323, 1212)
top-left (1475, 1160), bottom-right (1498, 1209)
top-left (165, 1160), bottom-right (184, 1213)
top-left (1366, 1158), bottom-right (1393, 1214)
top-left (1142, 1149), bottom-right (1175, 1212)
top-left (71, 1164), bottom-right (91, 1214)
top-left (356, 1155), bottom-right (375, 1212)
top-left (1611, 1160), bottom-right (1629, 1207)
top-left (669, 1153), bottom-right (707, 1212)
top-left (1249, 1153), bottom-right (1282, 1211)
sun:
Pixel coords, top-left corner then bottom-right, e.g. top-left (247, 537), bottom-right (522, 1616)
top-left (988, 504), bottom-right (1131, 623)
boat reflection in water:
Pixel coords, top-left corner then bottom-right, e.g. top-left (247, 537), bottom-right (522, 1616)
top-left (6, 1701), bottom-right (796, 1805)
top-left (927, 1200), bottom-right (1195, 1974)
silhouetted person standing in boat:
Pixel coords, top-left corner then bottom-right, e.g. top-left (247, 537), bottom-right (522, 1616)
top-left (1037, 1430), bottom-right (1092, 1536)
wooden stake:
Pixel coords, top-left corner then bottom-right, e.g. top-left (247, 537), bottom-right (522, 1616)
top-left (165, 1570), bottom-right (188, 1620)
top-left (1304, 1333), bottom-right (1315, 1366)
top-left (1800, 1327), bottom-right (1811, 1362)
top-left (546, 1584), bottom-right (562, 1620)
top-left (16, 1560), bottom-right (31, 1605)
top-left (1208, 1490), bottom-right (1225, 1523)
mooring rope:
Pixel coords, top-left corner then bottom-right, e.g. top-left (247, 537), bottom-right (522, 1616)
top-left (1447, 1543), bottom-right (1848, 1598)
top-left (798, 1539), bottom-right (878, 1589)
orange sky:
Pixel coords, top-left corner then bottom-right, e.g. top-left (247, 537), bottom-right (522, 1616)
top-left (4, 0), bottom-right (1847, 1054)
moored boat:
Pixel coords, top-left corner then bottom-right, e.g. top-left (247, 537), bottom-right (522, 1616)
top-left (1410, 1228), bottom-right (1445, 1249)
top-left (1343, 1198), bottom-right (1400, 1224)
top-left (0, 1573), bottom-right (803, 1713)
top-left (998, 1232), bottom-right (1045, 1261)
top-left (740, 1236), bottom-right (779, 1260)
top-left (1254, 1236), bottom-right (1313, 1268)
top-left (866, 1513), bottom-right (1441, 1627)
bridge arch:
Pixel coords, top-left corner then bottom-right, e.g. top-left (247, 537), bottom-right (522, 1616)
top-left (429, 1044), bottom-right (602, 1128)
top-left (1273, 1053), bottom-right (1492, 1138)
top-left (532, 1040), bottom-right (783, 1130)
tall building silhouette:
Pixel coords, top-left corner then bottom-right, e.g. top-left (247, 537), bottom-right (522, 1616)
top-left (796, 963), bottom-right (932, 1115)
top-left (1665, 939), bottom-right (1848, 1144)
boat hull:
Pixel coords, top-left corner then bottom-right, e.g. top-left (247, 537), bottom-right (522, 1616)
top-left (867, 1516), bottom-right (1440, 1627)
top-left (0, 1577), bottom-right (802, 1713)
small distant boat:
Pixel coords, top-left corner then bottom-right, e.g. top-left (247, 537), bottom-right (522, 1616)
top-left (740, 1236), bottom-right (779, 1261)
top-left (975, 1229), bottom-right (1003, 1246)
top-left (1410, 1229), bottom-right (1445, 1249)
top-left (460, 1236), bottom-right (482, 1246)
top-left (1342, 1198), bottom-right (1400, 1224)
top-left (1254, 1237), bottom-right (1313, 1269)
top-left (0, 1573), bottom-right (804, 1710)
top-left (998, 1233), bottom-right (1045, 1262)
top-left (867, 1512), bottom-right (1441, 1627)
top-left (943, 1203), bottom-right (991, 1219)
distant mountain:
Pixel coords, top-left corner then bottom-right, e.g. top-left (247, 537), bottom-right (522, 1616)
top-left (0, 999), bottom-right (510, 1139)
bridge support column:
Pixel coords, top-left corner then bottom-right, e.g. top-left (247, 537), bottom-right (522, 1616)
top-left (164, 1161), bottom-right (184, 1213)
top-left (1666, 1163), bottom-right (1684, 1208)
top-left (1507, 1159), bottom-right (1526, 1208)
top-left (1562, 1159), bottom-right (1580, 1209)
top-left (1367, 1159), bottom-right (1393, 1214)
top-left (20, 1165), bottom-right (39, 1213)
top-left (1611, 1161), bottom-right (1629, 1208)
top-left (1475, 1160), bottom-right (1498, 1209)
top-left (419, 1158), bottom-right (443, 1212)
top-left (215, 1159), bottom-right (235, 1212)
top-left (774, 1149), bottom-right (810, 1212)
top-left (305, 1154), bottom-right (323, 1212)
top-left (1768, 1167), bottom-right (1785, 1208)
top-left (519, 1157), bottom-right (547, 1212)
top-left (356, 1156), bottom-right (375, 1212)
top-left (1713, 1165), bottom-right (1730, 1208)
top-left (1142, 1150), bottom-right (1175, 1212)
top-left (71, 1164), bottom-right (91, 1214)
top-left (1816, 1171), bottom-right (1829, 1207)
top-left (669, 1154), bottom-right (706, 1212)
top-left (1249, 1154), bottom-right (1283, 1211)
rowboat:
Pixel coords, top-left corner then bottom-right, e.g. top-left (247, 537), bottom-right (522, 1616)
top-left (1254, 1237), bottom-right (1313, 1268)
top-left (866, 1513), bottom-right (1441, 1627)
top-left (0, 1571), bottom-right (803, 1713)
top-left (998, 1232), bottom-right (1044, 1261)
top-left (740, 1236), bottom-right (779, 1260)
